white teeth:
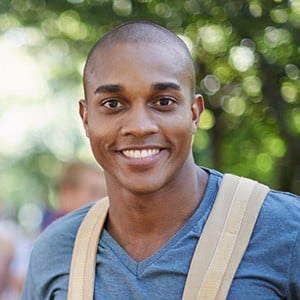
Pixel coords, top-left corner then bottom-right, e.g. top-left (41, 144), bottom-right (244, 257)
top-left (123, 149), bottom-right (159, 159)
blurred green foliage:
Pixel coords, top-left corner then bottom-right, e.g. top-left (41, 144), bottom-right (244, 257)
top-left (0, 0), bottom-right (299, 211)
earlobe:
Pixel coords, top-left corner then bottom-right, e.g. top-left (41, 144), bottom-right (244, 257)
top-left (79, 99), bottom-right (90, 138)
top-left (191, 94), bottom-right (205, 134)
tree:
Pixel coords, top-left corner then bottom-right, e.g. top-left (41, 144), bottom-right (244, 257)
top-left (0, 0), bottom-right (299, 212)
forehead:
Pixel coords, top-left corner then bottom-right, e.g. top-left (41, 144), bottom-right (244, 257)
top-left (84, 42), bottom-right (190, 94)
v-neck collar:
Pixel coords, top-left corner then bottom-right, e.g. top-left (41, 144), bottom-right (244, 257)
top-left (98, 169), bottom-right (218, 277)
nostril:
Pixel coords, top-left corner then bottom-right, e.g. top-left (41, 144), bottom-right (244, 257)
top-left (120, 123), bottom-right (159, 136)
top-left (120, 113), bottom-right (158, 136)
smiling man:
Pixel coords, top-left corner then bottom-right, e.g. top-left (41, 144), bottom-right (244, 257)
top-left (22, 21), bottom-right (300, 300)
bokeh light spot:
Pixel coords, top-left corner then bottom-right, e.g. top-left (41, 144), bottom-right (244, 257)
top-left (222, 96), bottom-right (246, 116)
top-left (243, 76), bottom-right (262, 97)
top-left (113, 0), bottom-right (133, 16)
top-left (201, 75), bottom-right (221, 95)
top-left (281, 81), bottom-right (298, 103)
top-left (18, 203), bottom-right (43, 233)
top-left (285, 64), bottom-right (299, 80)
top-left (198, 109), bottom-right (216, 130)
top-left (198, 25), bottom-right (226, 54)
top-left (256, 153), bottom-right (273, 173)
top-left (229, 46), bottom-right (254, 72)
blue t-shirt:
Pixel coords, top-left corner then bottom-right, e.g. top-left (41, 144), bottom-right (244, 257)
top-left (22, 168), bottom-right (300, 299)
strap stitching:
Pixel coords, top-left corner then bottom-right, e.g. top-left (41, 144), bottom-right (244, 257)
top-left (196, 177), bottom-right (248, 297)
top-left (82, 214), bottom-right (103, 297)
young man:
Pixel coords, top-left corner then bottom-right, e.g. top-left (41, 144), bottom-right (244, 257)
top-left (22, 21), bottom-right (300, 299)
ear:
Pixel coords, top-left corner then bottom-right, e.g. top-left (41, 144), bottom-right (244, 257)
top-left (191, 94), bottom-right (204, 134)
top-left (79, 99), bottom-right (90, 138)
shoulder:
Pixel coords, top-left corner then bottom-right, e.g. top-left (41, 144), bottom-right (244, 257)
top-left (261, 189), bottom-right (300, 229)
top-left (32, 202), bottom-right (94, 264)
top-left (23, 202), bottom-right (95, 297)
top-left (248, 187), bottom-right (300, 266)
top-left (204, 167), bottom-right (300, 234)
top-left (259, 189), bottom-right (300, 256)
top-left (206, 166), bottom-right (300, 225)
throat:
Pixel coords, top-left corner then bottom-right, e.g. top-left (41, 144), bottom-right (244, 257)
top-left (105, 166), bottom-right (209, 262)
top-left (106, 212), bottom-right (187, 262)
top-left (113, 230), bottom-right (179, 262)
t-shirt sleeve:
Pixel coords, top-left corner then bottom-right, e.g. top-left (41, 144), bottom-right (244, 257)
top-left (21, 204), bottom-right (92, 299)
top-left (287, 227), bottom-right (300, 299)
top-left (21, 265), bottom-right (38, 300)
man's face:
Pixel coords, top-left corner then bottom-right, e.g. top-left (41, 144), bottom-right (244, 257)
top-left (80, 42), bottom-right (203, 195)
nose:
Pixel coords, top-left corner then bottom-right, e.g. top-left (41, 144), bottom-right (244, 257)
top-left (120, 104), bottom-right (159, 137)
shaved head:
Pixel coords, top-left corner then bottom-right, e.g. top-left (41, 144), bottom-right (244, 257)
top-left (83, 21), bottom-right (196, 98)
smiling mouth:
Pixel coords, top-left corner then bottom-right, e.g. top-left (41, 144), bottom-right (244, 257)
top-left (122, 149), bottom-right (160, 159)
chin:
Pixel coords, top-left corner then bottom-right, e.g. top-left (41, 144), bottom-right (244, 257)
top-left (121, 178), bottom-right (166, 196)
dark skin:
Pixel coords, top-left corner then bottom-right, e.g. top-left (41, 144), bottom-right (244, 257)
top-left (105, 165), bottom-right (208, 261)
top-left (80, 41), bottom-right (208, 262)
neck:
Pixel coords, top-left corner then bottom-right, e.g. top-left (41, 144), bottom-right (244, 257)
top-left (105, 165), bottom-right (208, 261)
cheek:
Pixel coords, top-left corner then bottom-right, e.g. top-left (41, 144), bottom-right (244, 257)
top-left (162, 119), bottom-right (194, 159)
top-left (87, 129), bottom-right (111, 162)
top-left (168, 112), bottom-right (194, 139)
top-left (87, 115), bottom-right (115, 147)
top-left (89, 132), bottom-right (107, 152)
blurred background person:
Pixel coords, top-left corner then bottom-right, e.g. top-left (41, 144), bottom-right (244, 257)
top-left (0, 160), bottom-right (107, 299)
top-left (0, 235), bottom-right (15, 300)
top-left (0, 219), bottom-right (29, 300)
top-left (42, 161), bottom-right (107, 229)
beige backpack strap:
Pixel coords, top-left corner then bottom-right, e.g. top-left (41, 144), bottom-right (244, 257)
top-left (68, 174), bottom-right (269, 300)
top-left (67, 197), bottom-right (109, 300)
top-left (182, 174), bottom-right (269, 300)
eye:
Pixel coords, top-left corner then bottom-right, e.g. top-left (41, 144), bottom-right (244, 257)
top-left (102, 99), bottom-right (123, 109)
top-left (154, 97), bottom-right (176, 107)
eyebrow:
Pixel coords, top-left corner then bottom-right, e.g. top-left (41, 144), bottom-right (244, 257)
top-left (152, 82), bottom-right (181, 91)
top-left (94, 82), bottom-right (181, 95)
top-left (94, 84), bottom-right (123, 94)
